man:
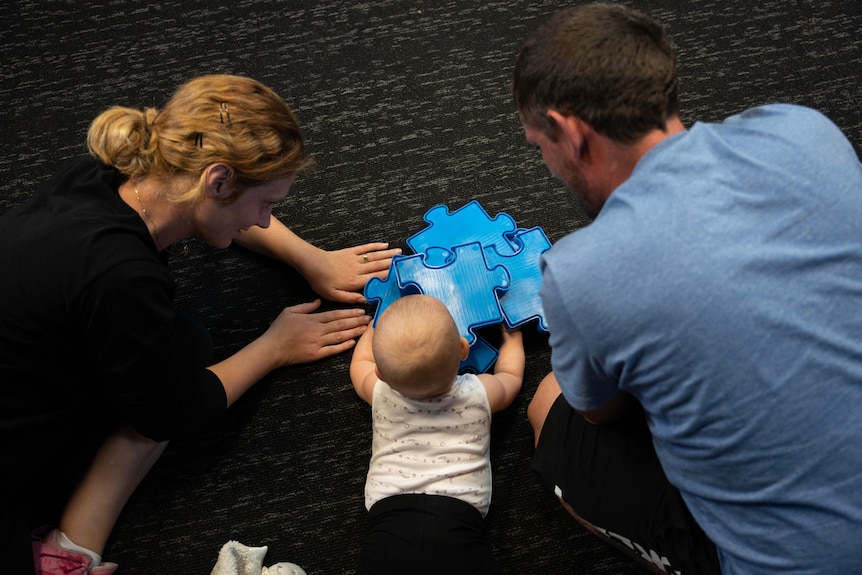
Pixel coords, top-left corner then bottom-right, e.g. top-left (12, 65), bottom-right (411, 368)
top-left (513, 4), bottom-right (862, 574)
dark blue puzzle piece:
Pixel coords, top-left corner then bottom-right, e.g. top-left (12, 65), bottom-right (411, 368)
top-left (459, 335), bottom-right (499, 374)
top-left (395, 242), bottom-right (509, 345)
top-left (483, 227), bottom-right (551, 332)
top-left (407, 201), bottom-right (519, 266)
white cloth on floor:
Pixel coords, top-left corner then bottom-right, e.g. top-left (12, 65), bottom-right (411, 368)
top-left (210, 540), bottom-right (307, 575)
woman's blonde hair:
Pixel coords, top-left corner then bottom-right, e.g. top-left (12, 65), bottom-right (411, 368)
top-left (87, 74), bottom-right (315, 204)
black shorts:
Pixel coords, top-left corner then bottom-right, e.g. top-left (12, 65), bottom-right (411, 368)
top-left (358, 494), bottom-right (501, 575)
top-left (531, 395), bottom-right (721, 575)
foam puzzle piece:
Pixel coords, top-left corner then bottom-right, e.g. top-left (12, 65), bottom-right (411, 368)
top-left (483, 226), bottom-right (551, 332)
top-left (363, 200), bottom-right (551, 374)
top-left (364, 254), bottom-right (413, 327)
top-left (394, 242), bottom-right (509, 345)
top-left (366, 262), bottom-right (500, 374)
top-left (407, 201), bottom-right (519, 267)
top-left (459, 335), bottom-right (499, 374)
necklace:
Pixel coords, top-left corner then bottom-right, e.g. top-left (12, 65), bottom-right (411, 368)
top-left (134, 186), bottom-right (163, 252)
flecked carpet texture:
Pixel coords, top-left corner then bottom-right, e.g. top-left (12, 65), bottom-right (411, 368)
top-left (1, 1), bottom-right (859, 573)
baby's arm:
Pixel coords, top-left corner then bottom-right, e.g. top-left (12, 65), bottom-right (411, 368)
top-left (349, 327), bottom-right (379, 405)
top-left (479, 328), bottom-right (525, 413)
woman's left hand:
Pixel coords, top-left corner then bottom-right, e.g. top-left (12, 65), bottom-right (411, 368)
top-left (305, 242), bottom-right (402, 304)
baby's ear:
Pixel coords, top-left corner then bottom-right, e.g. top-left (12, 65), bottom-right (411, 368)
top-left (459, 337), bottom-right (470, 361)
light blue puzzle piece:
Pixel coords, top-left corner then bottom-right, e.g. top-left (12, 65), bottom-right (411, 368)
top-left (459, 335), bottom-right (499, 374)
top-left (407, 201), bottom-right (519, 266)
top-left (395, 242), bottom-right (509, 345)
top-left (484, 227), bottom-right (551, 332)
top-left (366, 267), bottom-right (500, 373)
top-left (364, 254), bottom-right (413, 327)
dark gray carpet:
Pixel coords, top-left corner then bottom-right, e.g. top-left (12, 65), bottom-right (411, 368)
top-left (1, 1), bottom-right (859, 573)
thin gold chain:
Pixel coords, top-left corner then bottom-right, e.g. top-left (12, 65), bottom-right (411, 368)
top-left (134, 186), bottom-right (163, 251)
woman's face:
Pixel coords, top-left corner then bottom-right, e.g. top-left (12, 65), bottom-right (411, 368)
top-left (196, 174), bottom-right (296, 248)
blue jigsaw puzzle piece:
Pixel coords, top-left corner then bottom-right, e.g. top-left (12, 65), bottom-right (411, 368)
top-left (407, 201), bottom-right (519, 266)
top-left (484, 227), bottom-right (552, 332)
top-left (368, 201), bottom-right (547, 374)
top-left (459, 335), bottom-right (499, 374)
top-left (366, 267), bottom-right (500, 373)
top-left (394, 242), bottom-right (509, 345)
top-left (364, 254), bottom-right (413, 327)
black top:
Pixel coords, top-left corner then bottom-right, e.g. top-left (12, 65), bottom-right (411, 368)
top-left (0, 157), bottom-right (227, 488)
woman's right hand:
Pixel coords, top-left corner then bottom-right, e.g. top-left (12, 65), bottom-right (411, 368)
top-left (263, 299), bottom-right (371, 366)
top-left (210, 299), bottom-right (371, 406)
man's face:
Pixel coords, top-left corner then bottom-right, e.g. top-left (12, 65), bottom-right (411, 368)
top-left (522, 121), bottom-right (602, 219)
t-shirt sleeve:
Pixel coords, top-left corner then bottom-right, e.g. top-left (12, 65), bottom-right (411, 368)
top-left (540, 254), bottom-right (620, 411)
top-left (78, 257), bottom-right (227, 441)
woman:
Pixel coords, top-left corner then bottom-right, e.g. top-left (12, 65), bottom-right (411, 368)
top-left (0, 74), bottom-right (400, 574)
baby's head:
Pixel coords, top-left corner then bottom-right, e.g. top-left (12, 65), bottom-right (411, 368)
top-left (372, 294), bottom-right (468, 400)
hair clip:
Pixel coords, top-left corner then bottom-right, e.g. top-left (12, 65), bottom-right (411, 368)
top-left (194, 132), bottom-right (204, 148)
top-left (219, 102), bottom-right (232, 127)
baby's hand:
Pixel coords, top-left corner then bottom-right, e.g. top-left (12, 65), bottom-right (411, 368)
top-left (501, 324), bottom-right (523, 337)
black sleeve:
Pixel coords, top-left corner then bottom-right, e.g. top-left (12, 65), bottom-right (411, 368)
top-left (78, 256), bottom-right (228, 441)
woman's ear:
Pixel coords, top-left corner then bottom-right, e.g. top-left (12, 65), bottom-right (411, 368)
top-left (204, 163), bottom-right (235, 200)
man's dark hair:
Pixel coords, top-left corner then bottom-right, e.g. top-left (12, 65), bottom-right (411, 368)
top-left (513, 3), bottom-right (679, 144)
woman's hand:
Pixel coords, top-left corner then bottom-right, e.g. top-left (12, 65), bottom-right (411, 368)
top-left (264, 299), bottom-right (372, 366)
top-left (211, 300), bottom-right (372, 407)
top-left (236, 220), bottom-right (401, 304)
top-left (303, 242), bottom-right (402, 304)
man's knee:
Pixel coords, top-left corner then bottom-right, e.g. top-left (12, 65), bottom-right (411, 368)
top-left (527, 372), bottom-right (562, 446)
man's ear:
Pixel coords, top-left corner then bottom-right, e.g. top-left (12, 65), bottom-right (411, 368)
top-left (547, 110), bottom-right (588, 160)
top-left (204, 163), bottom-right (235, 199)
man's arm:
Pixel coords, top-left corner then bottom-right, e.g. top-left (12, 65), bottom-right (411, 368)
top-left (577, 391), bottom-right (633, 425)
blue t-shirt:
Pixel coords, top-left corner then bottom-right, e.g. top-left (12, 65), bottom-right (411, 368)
top-left (541, 104), bottom-right (862, 573)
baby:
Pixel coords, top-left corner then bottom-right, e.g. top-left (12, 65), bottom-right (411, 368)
top-left (350, 294), bottom-right (525, 575)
